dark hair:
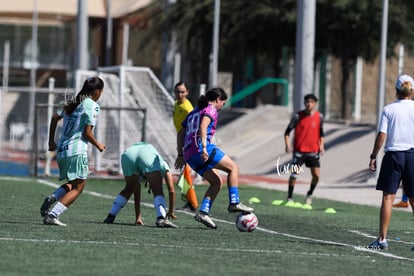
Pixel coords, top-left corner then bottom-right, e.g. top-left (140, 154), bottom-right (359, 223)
top-left (65, 77), bottom-right (104, 114)
top-left (174, 81), bottom-right (188, 91)
top-left (304, 94), bottom-right (318, 102)
top-left (197, 87), bottom-right (228, 109)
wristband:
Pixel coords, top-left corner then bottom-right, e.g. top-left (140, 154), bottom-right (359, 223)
top-left (370, 154), bottom-right (376, 159)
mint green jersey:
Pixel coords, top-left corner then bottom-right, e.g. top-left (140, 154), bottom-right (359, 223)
top-left (57, 97), bottom-right (100, 158)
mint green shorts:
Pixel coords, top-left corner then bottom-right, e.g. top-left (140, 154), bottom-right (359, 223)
top-left (57, 152), bottom-right (89, 181)
top-left (121, 142), bottom-right (169, 177)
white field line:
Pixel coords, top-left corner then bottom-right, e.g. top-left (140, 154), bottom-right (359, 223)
top-left (0, 236), bottom-right (372, 259)
top-left (2, 176), bottom-right (414, 261)
top-left (348, 230), bottom-right (414, 245)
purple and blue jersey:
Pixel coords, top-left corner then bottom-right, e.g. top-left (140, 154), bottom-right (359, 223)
top-left (182, 104), bottom-right (218, 161)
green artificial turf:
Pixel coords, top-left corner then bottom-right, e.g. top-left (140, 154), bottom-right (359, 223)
top-left (1, 176), bottom-right (413, 275)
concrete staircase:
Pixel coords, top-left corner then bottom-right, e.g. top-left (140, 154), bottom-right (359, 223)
top-left (217, 105), bottom-right (376, 184)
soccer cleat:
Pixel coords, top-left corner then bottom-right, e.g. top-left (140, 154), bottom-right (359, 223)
top-left (43, 214), bottom-right (67, 226)
top-left (103, 214), bottom-right (116, 224)
top-left (305, 195), bottom-right (313, 205)
top-left (156, 217), bottom-right (178, 228)
top-left (302, 203), bottom-right (313, 210)
top-left (393, 201), bottom-right (409, 208)
top-left (177, 202), bottom-right (196, 212)
top-left (284, 199), bottom-right (296, 207)
top-left (228, 202), bottom-right (254, 213)
top-left (368, 239), bottom-right (388, 250)
top-left (40, 195), bottom-right (57, 217)
top-left (194, 212), bottom-right (217, 229)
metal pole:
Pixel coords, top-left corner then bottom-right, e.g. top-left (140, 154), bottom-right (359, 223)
top-left (105, 0), bottom-right (113, 66)
top-left (77, 0), bottom-right (89, 70)
top-left (354, 57), bottom-right (363, 122)
top-left (0, 41), bottom-right (10, 149)
top-left (398, 44), bottom-right (404, 75)
top-left (209, 0), bottom-right (220, 87)
top-left (294, 0), bottom-right (316, 113)
top-left (173, 52), bottom-right (181, 85)
top-left (122, 23), bottom-right (130, 65)
top-left (29, 0), bottom-right (38, 131)
top-left (377, 0), bottom-right (388, 127)
top-left (28, 0), bottom-right (38, 176)
top-left (44, 78), bottom-right (55, 176)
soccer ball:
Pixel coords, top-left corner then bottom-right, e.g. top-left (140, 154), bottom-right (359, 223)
top-left (235, 212), bottom-right (258, 232)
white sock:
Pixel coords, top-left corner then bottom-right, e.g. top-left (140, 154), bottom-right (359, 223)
top-left (49, 202), bottom-right (68, 218)
top-left (154, 195), bottom-right (167, 218)
top-left (109, 195), bottom-right (128, 216)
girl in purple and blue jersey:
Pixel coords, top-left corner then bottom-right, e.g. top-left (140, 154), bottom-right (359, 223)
top-left (182, 102), bottom-right (218, 161)
top-left (175, 87), bottom-right (253, 229)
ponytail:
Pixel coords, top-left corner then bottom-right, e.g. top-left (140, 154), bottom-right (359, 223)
top-left (197, 87), bottom-right (227, 109)
top-left (64, 77), bottom-right (104, 114)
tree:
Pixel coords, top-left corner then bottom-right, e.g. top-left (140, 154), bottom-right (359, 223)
top-left (145, 0), bottom-right (414, 117)
top-left (316, 0), bottom-right (413, 119)
top-left (145, 0), bottom-right (296, 88)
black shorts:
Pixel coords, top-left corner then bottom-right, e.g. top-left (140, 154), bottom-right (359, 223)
top-left (292, 152), bottom-right (320, 168)
top-left (377, 150), bottom-right (414, 196)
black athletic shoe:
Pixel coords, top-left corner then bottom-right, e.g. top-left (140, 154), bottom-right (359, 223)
top-left (103, 214), bottom-right (116, 224)
top-left (40, 195), bottom-right (57, 217)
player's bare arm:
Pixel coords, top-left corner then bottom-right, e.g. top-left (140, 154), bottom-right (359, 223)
top-left (199, 116), bottom-right (211, 162)
top-left (83, 125), bottom-right (106, 152)
top-left (369, 132), bottom-right (386, 171)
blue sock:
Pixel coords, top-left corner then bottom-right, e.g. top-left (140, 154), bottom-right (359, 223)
top-left (154, 195), bottom-right (167, 218)
top-left (228, 187), bottom-right (240, 204)
top-left (402, 193), bottom-right (408, 202)
top-left (200, 198), bottom-right (212, 214)
top-left (53, 187), bottom-right (68, 200)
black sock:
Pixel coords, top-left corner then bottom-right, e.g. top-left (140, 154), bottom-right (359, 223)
top-left (288, 185), bottom-right (294, 199)
top-left (307, 184), bottom-right (316, 196)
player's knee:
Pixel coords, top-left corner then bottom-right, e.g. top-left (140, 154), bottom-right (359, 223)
top-left (230, 163), bottom-right (239, 174)
top-left (62, 184), bottom-right (71, 193)
top-left (207, 175), bottom-right (222, 188)
top-left (224, 159), bottom-right (239, 174)
top-left (290, 173), bottom-right (299, 179)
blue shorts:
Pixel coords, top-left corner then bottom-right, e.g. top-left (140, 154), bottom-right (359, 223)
top-left (377, 150), bottom-right (414, 196)
top-left (187, 144), bottom-right (225, 176)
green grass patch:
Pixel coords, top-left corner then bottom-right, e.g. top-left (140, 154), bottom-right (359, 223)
top-left (1, 176), bottom-right (414, 275)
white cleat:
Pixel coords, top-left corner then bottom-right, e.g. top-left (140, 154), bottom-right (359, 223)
top-left (43, 215), bottom-right (67, 226)
top-left (156, 218), bottom-right (178, 228)
top-left (228, 202), bottom-right (254, 213)
top-left (194, 212), bottom-right (217, 229)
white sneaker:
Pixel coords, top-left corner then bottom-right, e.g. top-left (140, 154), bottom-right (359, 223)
top-left (43, 215), bottom-right (67, 226)
top-left (194, 212), bottom-right (217, 229)
top-left (305, 195), bottom-right (313, 205)
top-left (156, 218), bottom-right (178, 228)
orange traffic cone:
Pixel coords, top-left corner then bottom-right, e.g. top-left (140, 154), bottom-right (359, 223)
top-left (177, 164), bottom-right (198, 209)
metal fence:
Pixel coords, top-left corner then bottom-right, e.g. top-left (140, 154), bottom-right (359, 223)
top-left (0, 66), bottom-right (176, 177)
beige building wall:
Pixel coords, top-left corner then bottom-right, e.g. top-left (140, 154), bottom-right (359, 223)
top-left (328, 50), bottom-right (414, 125)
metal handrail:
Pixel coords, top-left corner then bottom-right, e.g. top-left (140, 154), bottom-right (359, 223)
top-left (224, 77), bottom-right (289, 108)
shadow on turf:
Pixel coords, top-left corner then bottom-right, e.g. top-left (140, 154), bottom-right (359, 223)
top-left (101, 223), bottom-right (216, 230)
top-left (75, 220), bottom-right (212, 230)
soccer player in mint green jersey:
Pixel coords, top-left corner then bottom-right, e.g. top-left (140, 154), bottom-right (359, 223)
top-left (40, 77), bottom-right (106, 226)
top-left (103, 142), bottom-right (177, 228)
